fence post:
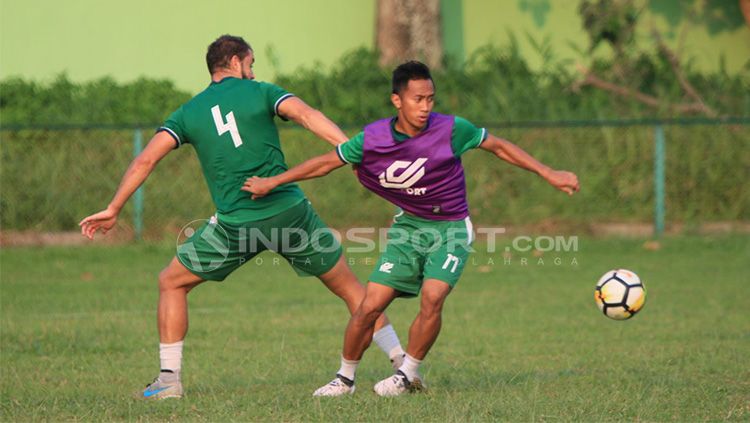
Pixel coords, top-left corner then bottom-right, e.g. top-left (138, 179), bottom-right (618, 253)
top-left (133, 129), bottom-right (144, 241)
top-left (654, 125), bottom-right (666, 237)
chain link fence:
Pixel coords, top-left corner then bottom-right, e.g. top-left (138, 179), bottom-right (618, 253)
top-left (1, 120), bottom-right (748, 241)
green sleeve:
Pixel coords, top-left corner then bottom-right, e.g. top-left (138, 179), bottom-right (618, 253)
top-left (335, 132), bottom-right (365, 164)
top-left (159, 106), bottom-right (188, 148)
top-left (451, 116), bottom-right (487, 157)
top-left (259, 82), bottom-right (294, 120)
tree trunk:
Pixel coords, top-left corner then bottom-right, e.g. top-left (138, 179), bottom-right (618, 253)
top-left (376, 0), bottom-right (443, 69)
top-left (741, 0), bottom-right (750, 28)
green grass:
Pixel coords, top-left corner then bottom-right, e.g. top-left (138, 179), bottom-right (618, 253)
top-left (1, 236), bottom-right (749, 421)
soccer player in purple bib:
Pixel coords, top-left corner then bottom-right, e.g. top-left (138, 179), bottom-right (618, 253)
top-left (244, 61), bottom-right (579, 396)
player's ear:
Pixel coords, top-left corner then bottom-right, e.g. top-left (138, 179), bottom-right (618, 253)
top-left (230, 55), bottom-right (242, 70)
top-left (391, 93), bottom-right (402, 110)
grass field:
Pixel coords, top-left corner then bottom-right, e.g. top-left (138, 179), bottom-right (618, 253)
top-left (1, 235), bottom-right (749, 421)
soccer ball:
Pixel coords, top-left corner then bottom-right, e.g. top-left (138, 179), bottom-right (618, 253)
top-left (594, 269), bottom-right (646, 320)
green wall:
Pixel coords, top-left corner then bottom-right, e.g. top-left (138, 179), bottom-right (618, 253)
top-left (0, 0), bottom-right (375, 93)
top-left (461, 0), bottom-right (750, 74)
top-left (1, 0), bottom-right (748, 94)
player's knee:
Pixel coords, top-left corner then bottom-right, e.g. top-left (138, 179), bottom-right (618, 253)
top-left (354, 301), bottom-right (383, 325)
top-left (421, 293), bottom-right (447, 316)
top-left (336, 279), bottom-right (366, 304)
top-left (158, 268), bottom-right (175, 292)
top-left (420, 303), bottom-right (443, 318)
top-left (158, 267), bottom-right (189, 292)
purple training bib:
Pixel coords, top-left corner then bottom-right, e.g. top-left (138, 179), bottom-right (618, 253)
top-left (356, 113), bottom-right (469, 220)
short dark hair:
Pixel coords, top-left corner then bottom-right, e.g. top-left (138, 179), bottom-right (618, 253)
top-left (206, 35), bottom-right (252, 74)
top-left (392, 61), bottom-right (433, 94)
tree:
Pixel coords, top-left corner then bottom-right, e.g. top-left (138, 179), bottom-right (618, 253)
top-left (575, 0), bottom-right (718, 117)
top-left (376, 0), bottom-right (443, 69)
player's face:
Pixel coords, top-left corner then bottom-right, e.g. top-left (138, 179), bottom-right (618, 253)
top-left (392, 79), bottom-right (435, 133)
top-left (240, 51), bottom-right (255, 80)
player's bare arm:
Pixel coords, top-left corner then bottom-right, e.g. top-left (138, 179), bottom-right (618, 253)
top-left (480, 133), bottom-right (580, 195)
top-left (242, 150), bottom-right (345, 199)
top-left (277, 97), bottom-right (349, 146)
top-left (79, 131), bottom-right (176, 239)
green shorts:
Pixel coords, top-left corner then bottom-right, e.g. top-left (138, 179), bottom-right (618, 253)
top-left (176, 199), bottom-right (342, 281)
top-left (368, 212), bottom-right (474, 297)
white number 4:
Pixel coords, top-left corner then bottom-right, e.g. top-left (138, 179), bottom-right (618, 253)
top-left (442, 254), bottom-right (460, 273)
top-left (211, 105), bottom-right (243, 147)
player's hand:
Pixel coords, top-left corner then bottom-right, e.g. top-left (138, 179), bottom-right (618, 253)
top-left (241, 176), bottom-right (277, 200)
top-left (543, 169), bottom-right (580, 195)
top-left (79, 206), bottom-right (119, 240)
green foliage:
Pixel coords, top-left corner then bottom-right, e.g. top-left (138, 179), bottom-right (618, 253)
top-left (273, 49), bottom-right (392, 126)
top-left (272, 45), bottom-right (748, 125)
top-left (1, 38), bottom-right (748, 127)
top-left (579, 0), bottom-right (639, 52)
top-left (0, 37), bottom-right (748, 233)
top-left (0, 74), bottom-right (191, 126)
top-left (1, 125), bottom-right (747, 233)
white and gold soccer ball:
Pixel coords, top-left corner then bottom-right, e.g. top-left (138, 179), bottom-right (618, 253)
top-left (594, 269), bottom-right (646, 320)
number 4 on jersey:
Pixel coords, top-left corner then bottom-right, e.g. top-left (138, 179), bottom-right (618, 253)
top-left (211, 105), bottom-right (244, 147)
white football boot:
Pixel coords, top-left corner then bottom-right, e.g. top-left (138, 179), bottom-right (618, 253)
top-left (312, 374), bottom-right (356, 397)
top-left (373, 370), bottom-right (424, 397)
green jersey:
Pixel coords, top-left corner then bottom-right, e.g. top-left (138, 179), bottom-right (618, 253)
top-left (336, 116), bottom-right (487, 164)
top-left (160, 77), bottom-right (303, 222)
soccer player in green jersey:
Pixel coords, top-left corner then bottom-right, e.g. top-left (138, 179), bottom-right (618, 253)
top-left (79, 35), bottom-right (404, 399)
top-left (244, 61), bottom-right (579, 396)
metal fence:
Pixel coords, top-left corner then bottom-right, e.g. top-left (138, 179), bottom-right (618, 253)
top-left (1, 118), bottom-right (748, 241)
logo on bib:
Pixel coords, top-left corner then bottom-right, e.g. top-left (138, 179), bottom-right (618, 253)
top-left (379, 158), bottom-right (428, 189)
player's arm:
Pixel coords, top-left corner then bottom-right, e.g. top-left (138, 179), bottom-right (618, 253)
top-left (242, 150), bottom-right (345, 199)
top-left (277, 97), bottom-right (348, 146)
top-left (79, 131), bottom-right (176, 239)
top-left (480, 133), bottom-right (580, 195)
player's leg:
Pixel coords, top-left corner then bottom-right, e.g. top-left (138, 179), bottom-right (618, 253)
top-left (373, 279), bottom-right (451, 397)
top-left (158, 257), bottom-right (205, 343)
top-left (317, 255), bottom-right (405, 367)
top-left (313, 282), bottom-right (399, 397)
top-left (276, 200), bottom-right (405, 366)
top-left (404, 279), bottom-right (452, 360)
top-left (145, 215), bottom-right (248, 400)
top-left (374, 216), bottom-right (471, 396)
top-left (405, 216), bottom-right (471, 362)
top-left (341, 282), bottom-right (400, 361)
top-left (143, 257), bottom-right (205, 400)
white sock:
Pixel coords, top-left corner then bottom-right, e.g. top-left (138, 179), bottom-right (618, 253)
top-left (372, 324), bottom-right (404, 360)
top-left (159, 341), bottom-right (183, 373)
top-left (337, 356), bottom-right (359, 382)
top-left (398, 353), bottom-right (422, 382)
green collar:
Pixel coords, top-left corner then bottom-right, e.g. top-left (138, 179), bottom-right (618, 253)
top-left (390, 116), bottom-right (430, 142)
top-left (210, 76), bottom-right (237, 86)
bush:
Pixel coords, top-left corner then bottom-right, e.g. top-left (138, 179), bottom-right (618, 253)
top-left (1, 42), bottom-right (747, 127)
top-left (0, 74), bottom-right (191, 126)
